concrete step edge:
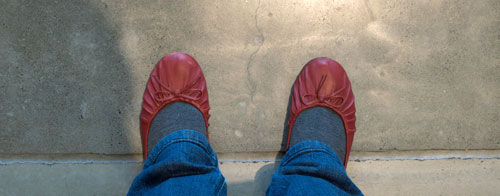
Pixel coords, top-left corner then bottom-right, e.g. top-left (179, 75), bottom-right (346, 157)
top-left (0, 149), bottom-right (499, 165)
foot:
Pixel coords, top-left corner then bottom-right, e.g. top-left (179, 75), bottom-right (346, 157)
top-left (148, 102), bottom-right (207, 154)
top-left (140, 52), bottom-right (211, 159)
top-left (289, 106), bottom-right (346, 163)
top-left (286, 57), bottom-right (356, 167)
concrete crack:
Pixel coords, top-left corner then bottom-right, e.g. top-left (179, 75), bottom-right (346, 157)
top-left (0, 160), bottom-right (142, 165)
top-left (246, 0), bottom-right (264, 102)
top-left (363, 0), bottom-right (376, 21)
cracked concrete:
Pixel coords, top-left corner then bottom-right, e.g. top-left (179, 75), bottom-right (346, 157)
top-left (1, 0), bottom-right (499, 155)
top-left (246, 0), bottom-right (264, 103)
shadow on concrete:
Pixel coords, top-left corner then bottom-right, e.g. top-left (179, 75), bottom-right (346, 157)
top-left (252, 162), bottom-right (280, 195)
top-left (226, 162), bottom-right (281, 196)
top-left (0, 1), bottom-right (134, 154)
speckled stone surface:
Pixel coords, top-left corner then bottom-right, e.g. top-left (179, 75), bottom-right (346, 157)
top-left (1, 0), bottom-right (499, 154)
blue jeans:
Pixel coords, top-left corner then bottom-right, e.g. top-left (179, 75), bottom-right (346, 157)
top-left (128, 129), bottom-right (362, 195)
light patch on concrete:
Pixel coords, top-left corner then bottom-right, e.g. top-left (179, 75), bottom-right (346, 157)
top-left (234, 130), bottom-right (244, 138)
top-left (80, 102), bottom-right (88, 119)
top-left (259, 111), bottom-right (265, 120)
top-left (121, 30), bottom-right (140, 61)
top-left (0, 39), bottom-right (22, 66)
top-left (365, 21), bottom-right (398, 45)
top-left (117, 28), bottom-right (146, 118)
top-left (69, 31), bottom-right (99, 76)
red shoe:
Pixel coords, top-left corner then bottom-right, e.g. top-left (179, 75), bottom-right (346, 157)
top-left (286, 58), bottom-right (356, 167)
top-left (140, 53), bottom-right (210, 160)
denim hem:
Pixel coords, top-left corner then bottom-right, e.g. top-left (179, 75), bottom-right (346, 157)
top-left (282, 140), bottom-right (342, 166)
top-left (146, 129), bottom-right (217, 166)
top-left (215, 178), bottom-right (227, 196)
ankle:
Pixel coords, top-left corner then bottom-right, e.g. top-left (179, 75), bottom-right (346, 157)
top-left (289, 106), bottom-right (346, 162)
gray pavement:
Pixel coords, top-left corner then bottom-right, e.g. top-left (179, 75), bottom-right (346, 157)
top-left (1, 0), bottom-right (499, 154)
top-left (0, 151), bottom-right (499, 195)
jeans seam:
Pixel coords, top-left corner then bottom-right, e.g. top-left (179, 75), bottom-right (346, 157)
top-left (150, 138), bottom-right (217, 164)
top-left (282, 148), bottom-right (337, 166)
top-left (215, 176), bottom-right (227, 196)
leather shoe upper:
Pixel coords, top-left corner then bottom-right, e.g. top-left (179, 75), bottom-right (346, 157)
top-left (140, 53), bottom-right (210, 159)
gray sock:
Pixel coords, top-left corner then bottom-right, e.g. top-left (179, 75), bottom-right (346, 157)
top-left (289, 106), bottom-right (346, 163)
top-left (148, 102), bottom-right (207, 154)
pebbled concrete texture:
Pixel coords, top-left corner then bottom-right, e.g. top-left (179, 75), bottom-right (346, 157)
top-left (0, 0), bottom-right (135, 154)
top-left (348, 159), bottom-right (500, 196)
top-left (0, 162), bottom-right (142, 196)
top-left (1, 0), bottom-right (500, 154)
top-left (222, 159), bottom-right (500, 196)
top-left (0, 152), bottom-right (499, 195)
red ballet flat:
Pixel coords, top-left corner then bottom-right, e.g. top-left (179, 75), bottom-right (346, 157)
top-left (140, 53), bottom-right (210, 160)
top-left (286, 58), bottom-right (356, 167)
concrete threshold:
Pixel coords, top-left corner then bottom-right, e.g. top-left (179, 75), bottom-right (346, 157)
top-left (1, 149), bottom-right (498, 165)
top-left (0, 150), bottom-right (499, 195)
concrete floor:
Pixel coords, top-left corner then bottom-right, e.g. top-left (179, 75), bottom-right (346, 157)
top-left (1, 151), bottom-right (499, 195)
top-left (1, 0), bottom-right (499, 195)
